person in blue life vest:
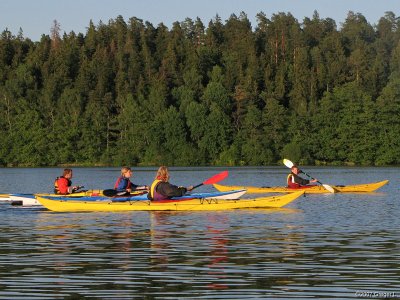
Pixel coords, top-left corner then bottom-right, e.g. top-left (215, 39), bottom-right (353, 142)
top-left (287, 165), bottom-right (318, 189)
top-left (114, 166), bottom-right (149, 195)
top-left (148, 166), bottom-right (194, 200)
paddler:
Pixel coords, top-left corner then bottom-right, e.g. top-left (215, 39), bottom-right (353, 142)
top-left (54, 168), bottom-right (83, 194)
top-left (114, 166), bottom-right (149, 196)
top-left (287, 165), bottom-right (318, 188)
top-left (148, 166), bottom-right (193, 200)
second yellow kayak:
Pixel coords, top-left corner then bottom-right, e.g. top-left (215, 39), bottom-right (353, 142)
top-left (213, 180), bottom-right (389, 194)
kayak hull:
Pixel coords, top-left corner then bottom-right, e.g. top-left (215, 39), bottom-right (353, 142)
top-left (35, 191), bottom-right (304, 212)
top-left (10, 190), bottom-right (246, 207)
top-left (9, 189), bottom-right (128, 207)
top-left (213, 180), bottom-right (389, 194)
top-left (9, 190), bottom-right (103, 206)
top-left (0, 194), bottom-right (11, 202)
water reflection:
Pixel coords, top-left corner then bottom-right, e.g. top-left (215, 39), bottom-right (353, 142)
top-left (205, 215), bottom-right (229, 290)
top-left (0, 165), bottom-right (399, 298)
top-left (145, 209), bottom-right (309, 296)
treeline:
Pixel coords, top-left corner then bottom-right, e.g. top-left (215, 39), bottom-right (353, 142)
top-left (1, 11), bottom-right (400, 167)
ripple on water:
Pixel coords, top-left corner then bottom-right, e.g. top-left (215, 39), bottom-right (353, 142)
top-left (0, 167), bottom-right (399, 298)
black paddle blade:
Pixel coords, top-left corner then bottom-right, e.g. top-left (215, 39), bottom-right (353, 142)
top-left (102, 189), bottom-right (118, 197)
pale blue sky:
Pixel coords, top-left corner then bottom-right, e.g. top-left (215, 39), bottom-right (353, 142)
top-left (1, 0), bottom-right (399, 41)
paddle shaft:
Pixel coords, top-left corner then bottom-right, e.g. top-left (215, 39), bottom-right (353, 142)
top-left (192, 183), bottom-right (204, 190)
top-left (299, 170), bottom-right (322, 185)
top-left (102, 188), bottom-right (147, 197)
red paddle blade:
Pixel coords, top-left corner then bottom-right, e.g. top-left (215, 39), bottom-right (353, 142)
top-left (203, 171), bottom-right (229, 185)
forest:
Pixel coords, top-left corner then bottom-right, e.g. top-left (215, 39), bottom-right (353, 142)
top-left (1, 11), bottom-right (400, 167)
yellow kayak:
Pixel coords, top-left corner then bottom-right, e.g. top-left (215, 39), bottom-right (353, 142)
top-left (213, 180), bottom-right (389, 194)
top-left (10, 190), bottom-right (146, 206)
top-left (35, 191), bottom-right (304, 212)
top-left (0, 193), bottom-right (10, 201)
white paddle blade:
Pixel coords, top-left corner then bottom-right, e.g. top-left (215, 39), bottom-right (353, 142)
top-left (322, 184), bottom-right (335, 193)
top-left (283, 158), bottom-right (294, 168)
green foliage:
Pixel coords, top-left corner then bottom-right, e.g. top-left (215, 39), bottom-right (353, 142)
top-left (1, 12), bottom-right (400, 166)
top-left (282, 142), bottom-right (305, 165)
top-left (375, 74), bottom-right (400, 165)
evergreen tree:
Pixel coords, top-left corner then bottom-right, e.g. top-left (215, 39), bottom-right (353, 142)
top-left (375, 74), bottom-right (400, 165)
top-left (1, 12), bottom-right (400, 167)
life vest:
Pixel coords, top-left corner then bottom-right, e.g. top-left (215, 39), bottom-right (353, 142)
top-left (287, 173), bottom-right (301, 189)
top-left (54, 176), bottom-right (71, 194)
top-left (148, 179), bottom-right (164, 200)
top-left (114, 176), bottom-right (131, 191)
top-left (54, 177), bottom-right (60, 194)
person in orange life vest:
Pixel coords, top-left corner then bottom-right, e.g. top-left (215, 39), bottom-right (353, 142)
top-left (114, 166), bottom-right (149, 195)
top-left (54, 168), bottom-right (81, 194)
top-left (287, 165), bottom-right (317, 188)
top-left (148, 166), bottom-right (194, 200)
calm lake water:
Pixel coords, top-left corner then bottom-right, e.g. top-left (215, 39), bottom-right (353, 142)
top-left (0, 166), bottom-right (399, 299)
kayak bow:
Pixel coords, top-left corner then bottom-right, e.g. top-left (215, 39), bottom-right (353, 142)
top-left (9, 189), bottom-right (144, 207)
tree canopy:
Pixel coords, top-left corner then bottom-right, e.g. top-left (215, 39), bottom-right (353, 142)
top-left (1, 11), bottom-right (400, 167)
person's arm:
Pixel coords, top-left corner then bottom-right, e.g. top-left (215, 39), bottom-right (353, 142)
top-left (131, 183), bottom-right (149, 191)
top-left (293, 174), bottom-right (310, 185)
top-left (157, 182), bottom-right (187, 198)
top-left (68, 186), bottom-right (79, 194)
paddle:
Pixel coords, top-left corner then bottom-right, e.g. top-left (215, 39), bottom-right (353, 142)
top-left (72, 185), bottom-right (85, 193)
top-left (102, 188), bottom-right (148, 197)
top-left (191, 170), bottom-right (229, 190)
top-left (283, 159), bottom-right (336, 193)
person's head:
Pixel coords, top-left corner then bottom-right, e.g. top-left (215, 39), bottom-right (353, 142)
top-left (63, 168), bottom-right (73, 179)
top-left (291, 165), bottom-right (300, 175)
top-left (156, 166), bottom-right (170, 182)
top-left (121, 166), bottom-right (132, 178)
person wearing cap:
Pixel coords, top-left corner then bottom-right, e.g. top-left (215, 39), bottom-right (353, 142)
top-left (287, 165), bottom-right (317, 189)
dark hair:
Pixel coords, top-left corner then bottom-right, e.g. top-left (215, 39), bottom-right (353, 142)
top-left (62, 168), bottom-right (72, 176)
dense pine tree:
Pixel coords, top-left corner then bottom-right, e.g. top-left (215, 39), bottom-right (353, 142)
top-left (1, 12), bottom-right (400, 166)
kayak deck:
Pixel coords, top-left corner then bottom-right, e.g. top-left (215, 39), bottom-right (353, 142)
top-left (9, 189), bottom-right (145, 207)
top-left (42, 189), bottom-right (247, 202)
top-left (35, 191), bottom-right (304, 212)
top-left (213, 180), bottom-right (389, 194)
